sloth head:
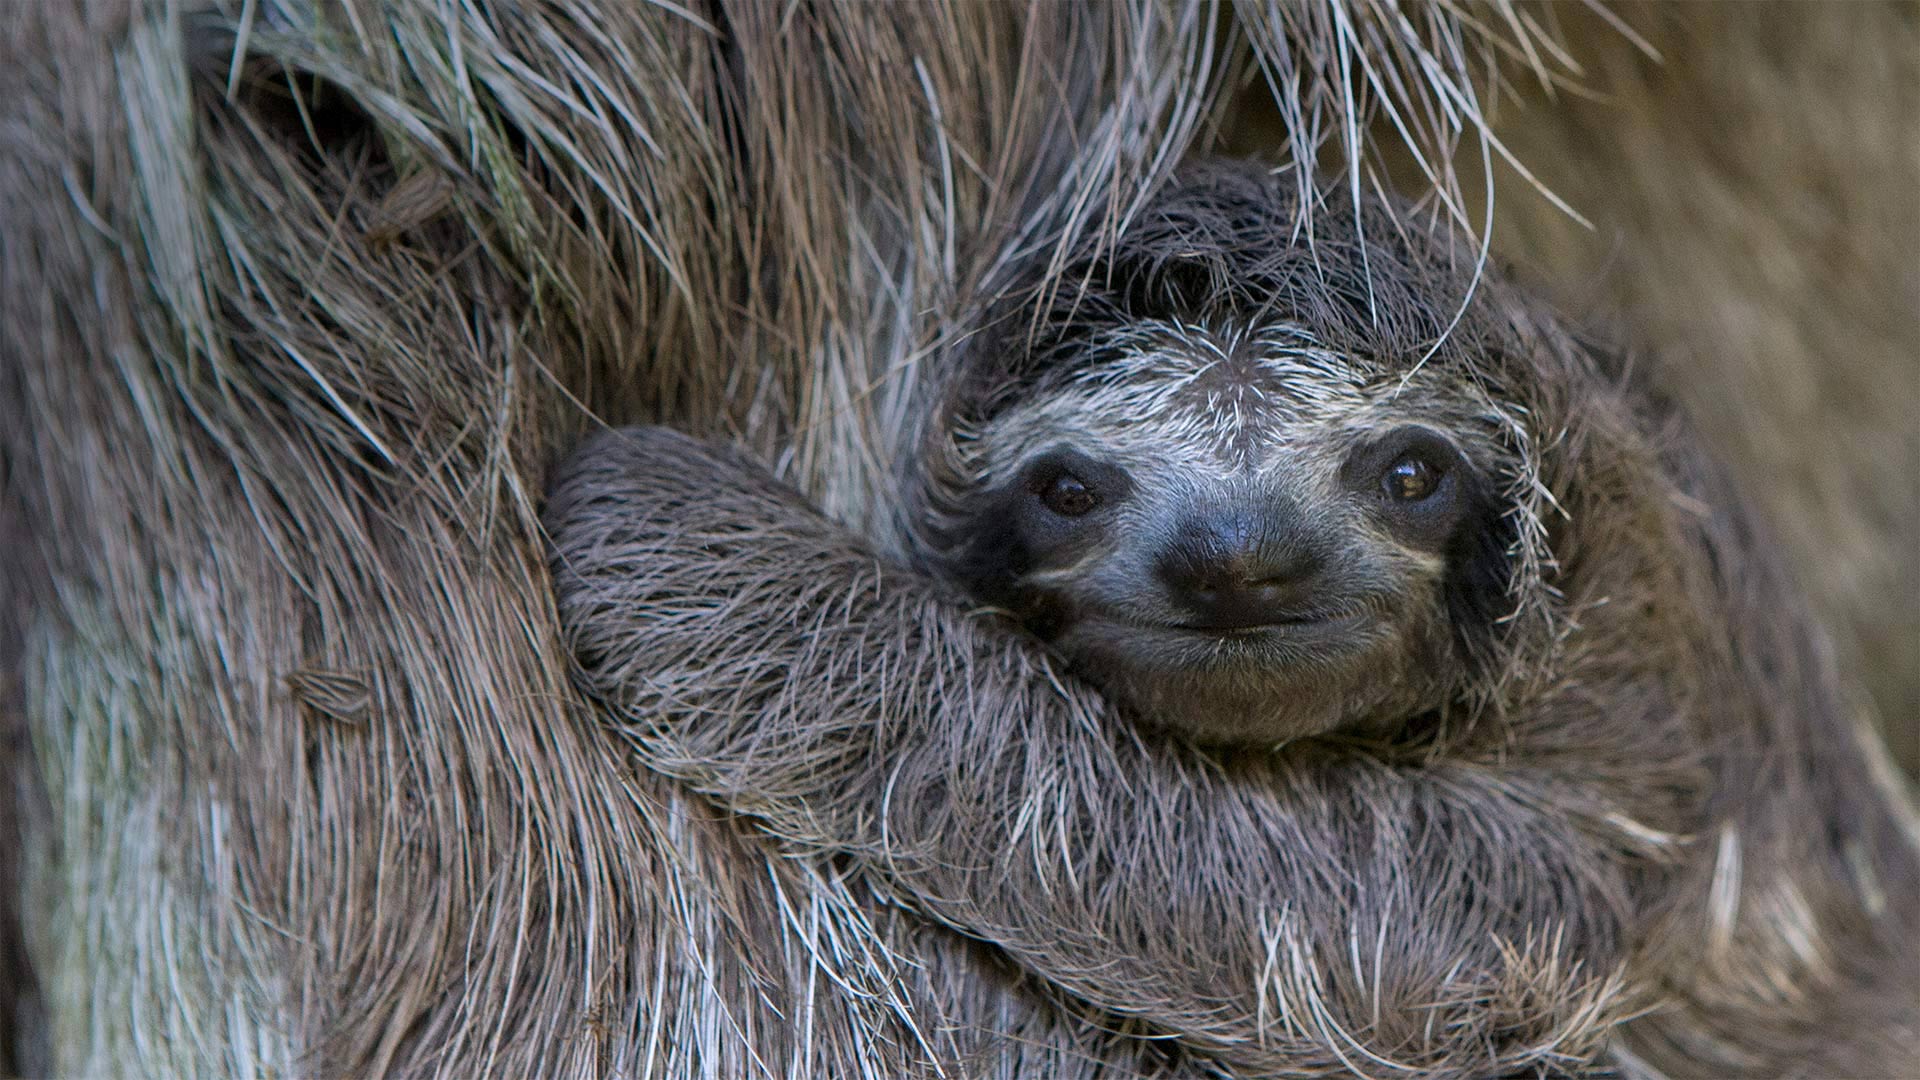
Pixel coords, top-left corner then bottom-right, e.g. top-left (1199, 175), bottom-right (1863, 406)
top-left (932, 167), bottom-right (1530, 747)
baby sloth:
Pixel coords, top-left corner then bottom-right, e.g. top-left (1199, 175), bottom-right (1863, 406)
top-left (943, 322), bottom-right (1511, 746)
top-left (549, 162), bottom-right (1920, 1077)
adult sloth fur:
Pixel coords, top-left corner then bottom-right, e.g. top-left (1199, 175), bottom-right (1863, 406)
top-left (548, 168), bottom-right (1920, 1077)
top-left (6, 1), bottom-right (1918, 1077)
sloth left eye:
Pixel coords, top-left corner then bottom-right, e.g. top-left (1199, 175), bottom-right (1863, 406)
top-left (1382, 454), bottom-right (1442, 501)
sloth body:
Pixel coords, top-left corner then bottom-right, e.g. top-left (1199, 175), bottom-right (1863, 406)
top-left (549, 167), bottom-right (1920, 1075)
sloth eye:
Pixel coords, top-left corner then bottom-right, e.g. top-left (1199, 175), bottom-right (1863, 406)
top-left (1021, 446), bottom-right (1130, 521)
top-left (1040, 472), bottom-right (1099, 516)
top-left (1381, 454), bottom-right (1442, 501)
top-left (1342, 425), bottom-right (1467, 520)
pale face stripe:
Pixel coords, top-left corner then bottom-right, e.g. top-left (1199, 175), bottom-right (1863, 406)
top-left (976, 319), bottom-right (1384, 476)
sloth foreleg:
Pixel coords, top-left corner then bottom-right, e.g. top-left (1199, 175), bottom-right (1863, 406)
top-left (546, 425), bottom-right (1649, 1078)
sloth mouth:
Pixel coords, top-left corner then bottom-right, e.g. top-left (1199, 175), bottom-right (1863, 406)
top-left (1057, 611), bottom-right (1376, 685)
top-left (1167, 610), bottom-right (1367, 637)
top-left (1073, 610), bottom-right (1372, 651)
top-left (1172, 614), bottom-right (1339, 635)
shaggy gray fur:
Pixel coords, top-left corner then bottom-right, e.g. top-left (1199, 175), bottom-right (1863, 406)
top-left (6, 2), bottom-right (1916, 1076)
top-left (549, 170), bottom-right (1920, 1077)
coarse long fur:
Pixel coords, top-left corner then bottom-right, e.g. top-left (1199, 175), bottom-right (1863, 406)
top-left (2, 1), bottom-right (1915, 1077)
top-left (1470, 2), bottom-right (1920, 773)
top-left (546, 169), bottom-right (1920, 1077)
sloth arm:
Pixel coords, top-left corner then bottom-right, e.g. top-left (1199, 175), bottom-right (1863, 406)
top-left (546, 426), bottom-right (1645, 1075)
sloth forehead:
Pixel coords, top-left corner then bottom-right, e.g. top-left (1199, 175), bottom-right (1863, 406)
top-left (1063, 320), bottom-right (1371, 413)
top-left (974, 318), bottom-right (1467, 476)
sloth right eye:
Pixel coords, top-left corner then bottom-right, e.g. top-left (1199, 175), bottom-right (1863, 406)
top-left (1382, 454), bottom-right (1442, 501)
top-left (1021, 447), bottom-right (1131, 520)
top-left (1041, 473), bottom-right (1099, 516)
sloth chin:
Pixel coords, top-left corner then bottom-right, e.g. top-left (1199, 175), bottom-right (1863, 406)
top-left (1051, 611), bottom-right (1408, 747)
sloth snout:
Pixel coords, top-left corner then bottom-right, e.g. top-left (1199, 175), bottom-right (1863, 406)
top-left (1155, 510), bottom-right (1327, 629)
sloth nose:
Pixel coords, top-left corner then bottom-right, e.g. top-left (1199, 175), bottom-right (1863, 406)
top-left (1156, 511), bottom-right (1326, 629)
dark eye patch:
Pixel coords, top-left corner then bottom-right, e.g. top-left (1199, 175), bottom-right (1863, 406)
top-left (1445, 497), bottom-right (1517, 666)
top-left (1344, 425), bottom-right (1515, 664)
top-left (942, 446), bottom-right (1132, 632)
top-left (1343, 426), bottom-right (1471, 549)
top-left (1021, 446), bottom-right (1134, 515)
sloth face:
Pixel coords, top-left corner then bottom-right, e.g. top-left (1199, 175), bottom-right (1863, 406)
top-left (949, 319), bottom-right (1515, 747)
